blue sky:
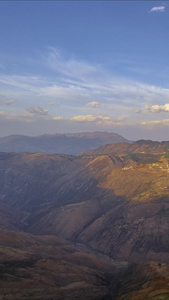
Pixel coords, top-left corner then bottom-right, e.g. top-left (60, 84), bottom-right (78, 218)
top-left (0, 1), bottom-right (169, 140)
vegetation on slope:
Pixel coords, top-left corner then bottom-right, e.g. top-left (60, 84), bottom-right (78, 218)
top-left (1, 143), bottom-right (169, 299)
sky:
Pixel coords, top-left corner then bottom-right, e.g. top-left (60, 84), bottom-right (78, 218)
top-left (0, 1), bottom-right (169, 141)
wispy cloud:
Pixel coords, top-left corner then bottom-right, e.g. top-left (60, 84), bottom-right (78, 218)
top-left (1, 49), bottom-right (169, 110)
top-left (45, 47), bottom-right (97, 79)
top-left (39, 84), bottom-right (90, 102)
top-left (2, 99), bottom-right (15, 105)
top-left (150, 6), bottom-right (165, 13)
top-left (145, 104), bottom-right (169, 113)
top-left (1, 48), bottom-right (169, 135)
top-left (0, 111), bottom-right (34, 123)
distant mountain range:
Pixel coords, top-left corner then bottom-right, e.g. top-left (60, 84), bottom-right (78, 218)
top-left (0, 132), bottom-right (130, 155)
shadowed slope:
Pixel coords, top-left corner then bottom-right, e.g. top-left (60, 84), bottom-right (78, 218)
top-left (0, 229), bottom-right (118, 300)
top-left (1, 151), bottom-right (169, 298)
top-left (1, 152), bottom-right (169, 264)
top-left (1, 229), bottom-right (169, 300)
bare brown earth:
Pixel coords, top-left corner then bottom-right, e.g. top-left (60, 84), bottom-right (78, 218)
top-left (111, 262), bottom-right (169, 300)
top-left (1, 142), bottom-right (169, 299)
top-left (1, 229), bottom-right (169, 300)
top-left (0, 229), bottom-right (118, 300)
top-left (80, 139), bottom-right (169, 155)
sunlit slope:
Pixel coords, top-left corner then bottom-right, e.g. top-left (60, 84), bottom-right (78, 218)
top-left (1, 150), bottom-right (169, 299)
top-left (80, 139), bottom-right (169, 155)
top-left (1, 151), bottom-right (169, 263)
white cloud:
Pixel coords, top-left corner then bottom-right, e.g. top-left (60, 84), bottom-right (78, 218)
top-left (145, 103), bottom-right (169, 113)
top-left (0, 110), bottom-right (126, 126)
top-left (86, 101), bottom-right (100, 108)
top-left (141, 119), bottom-right (169, 126)
top-left (150, 6), bottom-right (165, 12)
top-left (53, 116), bottom-right (64, 120)
top-left (51, 113), bottom-right (128, 126)
top-left (70, 114), bottom-right (110, 122)
top-left (26, 106), bottom-right (48, 116)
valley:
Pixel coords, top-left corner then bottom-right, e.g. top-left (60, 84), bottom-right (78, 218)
top-left (1, 139), bottom-right (169, 299)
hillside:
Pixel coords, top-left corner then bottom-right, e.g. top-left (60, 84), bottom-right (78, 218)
top-left (1, 146), bottom-right (169, 298)
top-left (0, 132), bottom-right (130, 155)
top-left (0, 229), bottom-right (121, 300)
top-left (1, 151), bottom-right (169, 263)
top-left (80, 139), bottom-right (169, 156)
top-left (1, 229), bottom-right (169, 300)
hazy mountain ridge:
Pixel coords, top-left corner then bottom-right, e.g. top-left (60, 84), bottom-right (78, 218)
top-left (0, 132), bottom-right (130, 155)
